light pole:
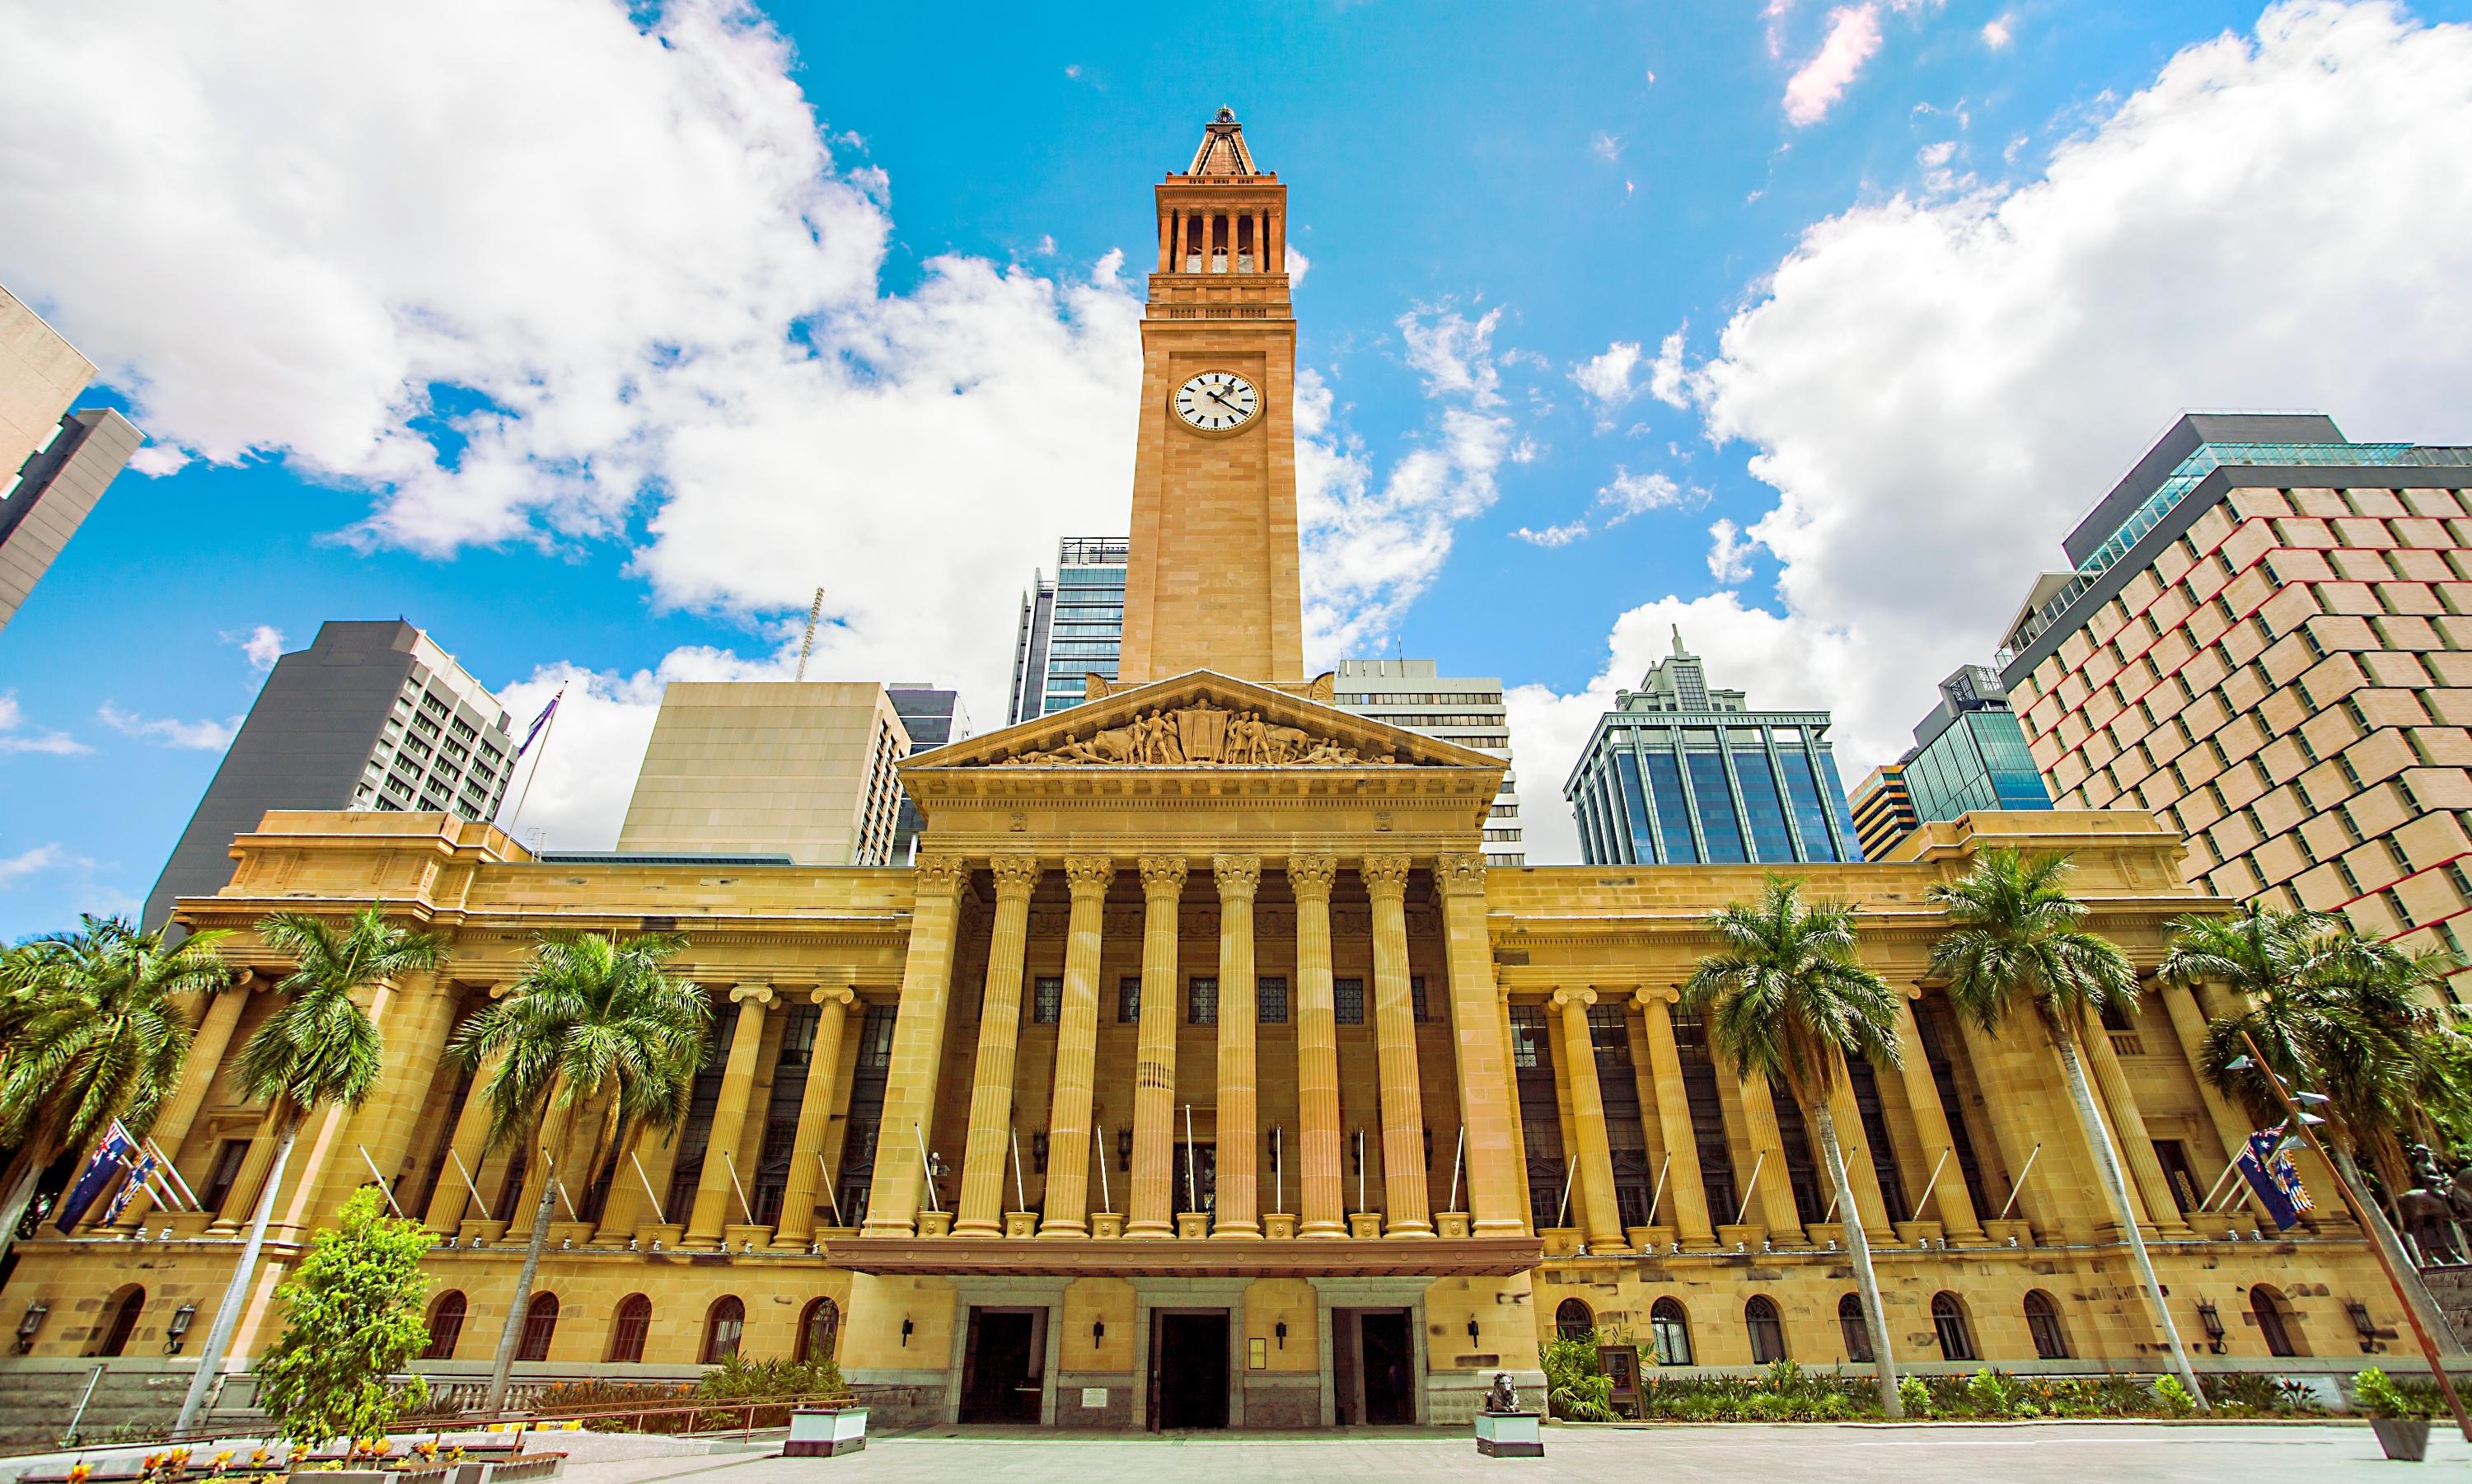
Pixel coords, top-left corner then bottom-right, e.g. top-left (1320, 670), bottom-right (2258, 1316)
top-left (2233, 1030), bottom-right (2472, 1444)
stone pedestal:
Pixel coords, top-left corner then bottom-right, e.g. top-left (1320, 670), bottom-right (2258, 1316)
top-left (634, 1221), bottom-right (685, 1250)
top-left (1348, 1212), bottom-right (1384, 1239)
top-left (1982, 1217), bottom-right (2034, 1247)
top-left (1435, 1212), bottom-right (1472, 1238)
top-left (1626, 1224), bottom-right (1674, 1252)
top-left (917, 1210), bottom-right (955, 1237)
top-left (1892, 1220), bottom-right (1945, 1248)
top-left (1263, 1212), bottom-right (1299, 1238)
top-left (1716, 1222), bottom-right (1763, 1250)
top-left (1474, 1411), bottom-right (1543, 1458)
top-left (1004, 1211), bottom-right (1038, 1238)
top-left (785, 1405), bottom-right (868, 1458)
top-left (1177, 1212), bottom-right (1210, 1239)
top-left (1090, 1212), bottom-right (1126, 1238)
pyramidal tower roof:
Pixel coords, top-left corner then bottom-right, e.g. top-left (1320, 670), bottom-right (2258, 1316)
top-left (1185, 105), bottom-right (1261, 176)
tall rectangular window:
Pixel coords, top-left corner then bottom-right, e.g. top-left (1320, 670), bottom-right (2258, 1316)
top-left (1117, 976), bottom-right (1141, 1023)
top-left (1777, 748), bottom-right (1841, 863)
top-left (1410, 976), bottom-right (1430, 1023)
top-left (1644, 751), bottom-right (1699, 864)
top-left (1187, 976), bottom-right (1219, 1025)
top-left (1613, 750), bottom-right (1660, 864)
top-left (1335, 977), bottom-right (1366, 1026)
top-left (1032, 976), bottom-right (1063, 1025)
top-left (1257, 976), bottom-right (1289, 1024)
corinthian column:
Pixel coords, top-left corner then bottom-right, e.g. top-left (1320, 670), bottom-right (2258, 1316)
top-left (1212, 854), bottom-right (1262, 1238)
top-left (1040, 855), bottom-right (1116, 1238)
top-left (1364, 854), bottom-right (1431, 1237)
top-left (1126, 856), bottom-right (1188, 1239)
top-left (1552, 988), bottom-right (1626, 1250)
top-left (1288, 854), bottom-right (1346, 1238)
top-left (1435, 853), bottom-right (1524, 1236)
top-left (1888, 995), bottom-right (1983, 1240)
top-left (863, 854), bottom-right (969, 1237)
top-left (2081, 1009), bottom-right (2188, 1237)
top-left (955, 856), bottom-right (1042, 1237)
top-left (774, 985), bottom-right (858, 1248)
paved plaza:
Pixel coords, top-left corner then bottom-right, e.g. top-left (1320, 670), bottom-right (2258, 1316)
top-left (547, 1423), bottom-right (2466, 1484)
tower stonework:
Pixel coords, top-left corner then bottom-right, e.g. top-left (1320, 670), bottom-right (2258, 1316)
top-left (1117, 109), bottom-right (1305, 687)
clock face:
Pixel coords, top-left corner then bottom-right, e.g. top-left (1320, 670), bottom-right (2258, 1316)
top-left (1173, 371), bottom-right (1259, 433)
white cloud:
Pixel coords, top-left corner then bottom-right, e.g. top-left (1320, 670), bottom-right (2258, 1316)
top-left (1569, 340), bottom-right (1642, 421)
top-left (1707, 517), bottom-right (1758, 583)
top-left (1983, 15), bottom-right (2014, 48)
top-left (222, 624), bottom-right (287, 671)
top-left (1511, 522), bottom-right (1589, 548)
top-left (1763, 0), bottom-right (1796, 58)
top-left (0, 693), bottom-right (90, 756)
top-left (97, 703), bottom-right (242, 751)
top-left (0, 0), bottom-right (1149, 727)
top-left (1285, 245), bottom-right (1310, 288)
top-left (1784, 4), bottom-right (1884, 126)
top-left (1398, 305), bottom-right (1505, 407)
top-left (1646, 326), bottom-right (1692, 409)
top-left (1596, 468), bottom-right (1692, 525)
top-left (1591, 132), bottom-right (1624, 164)
top-left (0, 845), bottom-right (66, 888)
top-left (1515, 0), bottom-right (2472, 863)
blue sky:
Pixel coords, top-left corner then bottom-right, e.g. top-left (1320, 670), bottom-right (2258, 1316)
top-left (6, 0), bottom-right (2472, 935)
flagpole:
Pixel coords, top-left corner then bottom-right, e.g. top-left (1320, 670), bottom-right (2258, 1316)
top-left (504, 688), bottom-right (566, 842)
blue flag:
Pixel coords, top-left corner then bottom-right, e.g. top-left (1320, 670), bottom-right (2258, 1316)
top-left (54, 1122), bottom-right (139, 1233)
top-left (100, 1144), bottom-right (160, 1227)
top-left (2235, 1126), bottom-right (2312, 1231)
top-left (513, 689), bottom-right (563, 760)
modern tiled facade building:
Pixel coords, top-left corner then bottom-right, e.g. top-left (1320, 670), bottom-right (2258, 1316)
top-left (1564, 632), bottom-right (1862, 866)
top-left (2, 283), bottom-right (142, 634)
top-left (143, 620), bottom-right (513, 929)
top-left (1007, 536), bottom-right (1130, 723)
top-left (1332, 658), bottom-right (1524, 865)
top-left (616, 681), bottom-right (912, 868)
top-left (1997, 414), bottom-right (2472, 979)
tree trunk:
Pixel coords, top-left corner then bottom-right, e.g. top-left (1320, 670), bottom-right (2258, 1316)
top-left (1813, 1099), bottom-right (1903, 1418)
top-left (0, 1110), bottom-right (68, 1266)
top-left (486, 1142), bottom-right (562, 1411)
top-left (2053, 1032), bottom-right (2209, 1409)
top-left (175, 1111), bottom-right (302, 1434)
top-left (2331, 1141), bottom-right (2465, 1355)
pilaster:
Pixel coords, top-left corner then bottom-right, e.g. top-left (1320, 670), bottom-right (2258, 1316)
top-left (863, 854), bottom-right (970, 1237)
top-left (1126, 855), bottom-right (1189, 1239)
top-left (1288, 854), bottom-right (1346, 1238)
top-left (1364, 854), bottom-right (1430, 1237)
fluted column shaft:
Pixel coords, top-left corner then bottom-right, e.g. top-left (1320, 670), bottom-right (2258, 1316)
top-left (955, 859), bottom-right (1042, 1237)
top-left (863, 856), bottom-right (970, 1236)
top-left (1126, 857), bottom-right (1189, 1238)
top-left (1436, 854), bottom-right (1524, 1236)
top-left (117, 979), bottom-right (252, 1229)
top-left (1822, 1074), bottom-right (1897, 1241)
top-left (1888, 997), bottom-right (1983, 1239)
top-left (1636, 991), bottom-right (1716, 1246)
top-left (1288, 855), bottom-right (1346, 1238)
top-left (1211, 854), bottom-right (1262, 1238)
top-left (686, 985), bottom-right (775, 1245)
top-left (341, 972), bottom-right (458, 1219)
top-left (1735, 1073), bottom-right (1809, 1240)
top-left (2081, 1012), bottom-right (2187, 1234)
top-left (774, 985), bottom-right (858, 1247)
top-left (1552, 989), bottom-right (1626, 1249)
top-left (210, 1105), bottom-right (288, 1234)
top-left (2156, 981), bottom-right (2275, 1225)
top-left (1041, 856), bottom-right (1117, 1237)
top-left (423, 1046), bottom-right (505, 1230)
top-left (1364, 855), bottom-right (1431, 1236)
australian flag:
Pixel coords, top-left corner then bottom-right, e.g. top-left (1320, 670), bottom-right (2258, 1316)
top-left (54, 1122), bottom-right (140, 1233)
top-left (2235, 1125), bottom-right (2314, 1232)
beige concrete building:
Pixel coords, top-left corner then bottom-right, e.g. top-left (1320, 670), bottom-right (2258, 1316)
top-left (2, 281), bottom-right (142, 633)
top-left (0, 118), bottom-right (2413, 1441)
top-left (616, 681), bottom-right (911, 867)
top-left (1997, 414), bottom-right (2472, 988)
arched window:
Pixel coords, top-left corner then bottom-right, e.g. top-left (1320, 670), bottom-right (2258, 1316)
top-left (1930, 1292), bottom-right (1977, 1363)
top-left (420, 1291), bottom-right (467, 1360)
top-left (2023, 1290), bottom-right (2070, 1360)
top-left (702, 1296), bottom-right (747, 1364)
top-left (1745, 1296), bottom-right (1787, 1365)
top-left (1649, 1298), bottom-right (1692, 1366)
top-left (517, 1292), bottom-right (559, 1363)
top-left (1838, 1294), bottom-right (1873, 1363)
top-left (607, 1294), bottom-right (652, 1364)
top-left (2250, 1285), bottom-right (2303, 1358)
top-left (1554, 1299), bottom-right (1594, 1342)
top-left (95, 1286), bottom-right (144, 1358)
top-left (795, 1298), bottom-right (840, 1365)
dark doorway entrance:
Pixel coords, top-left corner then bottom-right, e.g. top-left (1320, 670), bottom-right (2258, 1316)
top-left (1149, 1311), bottom-right (1229, 1430)
top-left (958, 1308), bottom-right (1044, 1423)
top-left (1358, 1310), bottom-right (1414, 1424)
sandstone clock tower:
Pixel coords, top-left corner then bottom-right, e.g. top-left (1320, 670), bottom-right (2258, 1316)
top-left (1116, 108), bottom-right (1306, 687)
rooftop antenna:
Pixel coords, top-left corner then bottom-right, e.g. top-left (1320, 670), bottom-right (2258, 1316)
top-left (795, 587), bottom-right (826, 681)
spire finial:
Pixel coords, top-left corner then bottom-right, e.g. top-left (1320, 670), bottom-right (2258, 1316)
top-left (1216, 105), bottom-right (1235, 123)
top-left (1671, 625), bottom-right (1692, 658)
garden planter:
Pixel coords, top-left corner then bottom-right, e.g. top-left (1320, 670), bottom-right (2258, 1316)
top-left (1473, 1410), bottom-right (1543, 1458)
top-left (160, 1210), bottom-right (218, 1239)
top-left (458, 1219), bottom-right (512, 1246)
top-left (545, 1220), bottom-right (593, 1247)
top-left (723, 1222), bottom-right (771, 1250)
top-left (2373, 1418), bottom-right (2431, 1461)
top-left (1539, 1226), bottom-right (1580, 1256)
top-left (1981, 1218), bottom-right (2035, 1247)
top-left (785, 1405), bottom-right (869, 1457)
top-left (1716, 1223), bottom-right (1762, 1251)
top-left (1892, 1220), bottom-right (1944, 1248)
top-left (1625, 1224), bottom-right (1673, 1252)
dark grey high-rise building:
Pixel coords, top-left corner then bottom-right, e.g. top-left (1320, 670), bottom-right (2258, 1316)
top-left (885, 684), bottom-right (974, 863)
top-left (1006, 536), bottom-right (1129, 723)
top-left (146, 621), bottom-right (515, 927)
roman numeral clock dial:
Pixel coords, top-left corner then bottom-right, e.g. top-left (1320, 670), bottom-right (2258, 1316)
top-left (1173, 371), bottom-right (1259, 434)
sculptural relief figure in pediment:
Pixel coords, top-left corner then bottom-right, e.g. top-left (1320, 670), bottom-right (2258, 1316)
top-left (990, 696), bottom-right (1402, 768)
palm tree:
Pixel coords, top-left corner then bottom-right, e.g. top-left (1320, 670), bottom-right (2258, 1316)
top-left (0, 916), bottom-right (230, 1260)
top-left (1683, 874), bottom-right (1906, 1417)
top-left (176, 905), bottom-right (446, 1433)
top-left (448, 931), bottom-right (708, 1410)
top-left (1928, 848), bottom-right (2208, 1409)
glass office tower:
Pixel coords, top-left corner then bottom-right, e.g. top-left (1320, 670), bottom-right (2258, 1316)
top-left (1005, 536), bottom-right (1131, 724)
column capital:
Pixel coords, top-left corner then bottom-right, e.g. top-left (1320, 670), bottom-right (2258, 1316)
top-left (1064, 854), bottom-right (1117, 896)
top-left (1287, 853), bottom-right (1339, 896)
top-left (1213, 854), bottom-right (1263, 899)
top-left (1551, 986), bottom-right (1598, 1010)
top-left (809, 984), bottom-right (858, 1009)
top-left (1360, 854), bottom-right (1412, 896)
top-left (914, 854), bottom-right (968, 897)
top-left (989, 854), bottom-right (1042, 900)
top-left (1632, 985), bottom-right (1679, 1008)
top-left (1433, 852), bottom-right (1487, 897)
top-left (729, 982), bottom-right (776, 1007)
top-left (1137, 854), bottom-right (1190, 896)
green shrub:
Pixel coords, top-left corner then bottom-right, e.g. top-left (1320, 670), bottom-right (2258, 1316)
top-left (1541, 1336), bottom-right (1618, 1421)
top-left (255, 1189), bottom-right (435, 1449)
top-left (1897, 1374), bottom-right (1931, 1418)
top-left (2354, 1367), bottom-right (2428, 1421)
top-left (2153, 1375), bottom-right (2196, 1417)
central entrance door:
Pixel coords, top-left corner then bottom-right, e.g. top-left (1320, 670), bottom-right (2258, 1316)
top-left (1148, 1310), bottom-right (1230, 1430)
top-left (1358, 1310), bottom-right (1414, 1424)
top-left (958, 1307), bottom-right (1045, 1423)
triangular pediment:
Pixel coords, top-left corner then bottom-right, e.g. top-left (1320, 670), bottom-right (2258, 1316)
top-left (906, 671), bottom-right (1504, 775)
